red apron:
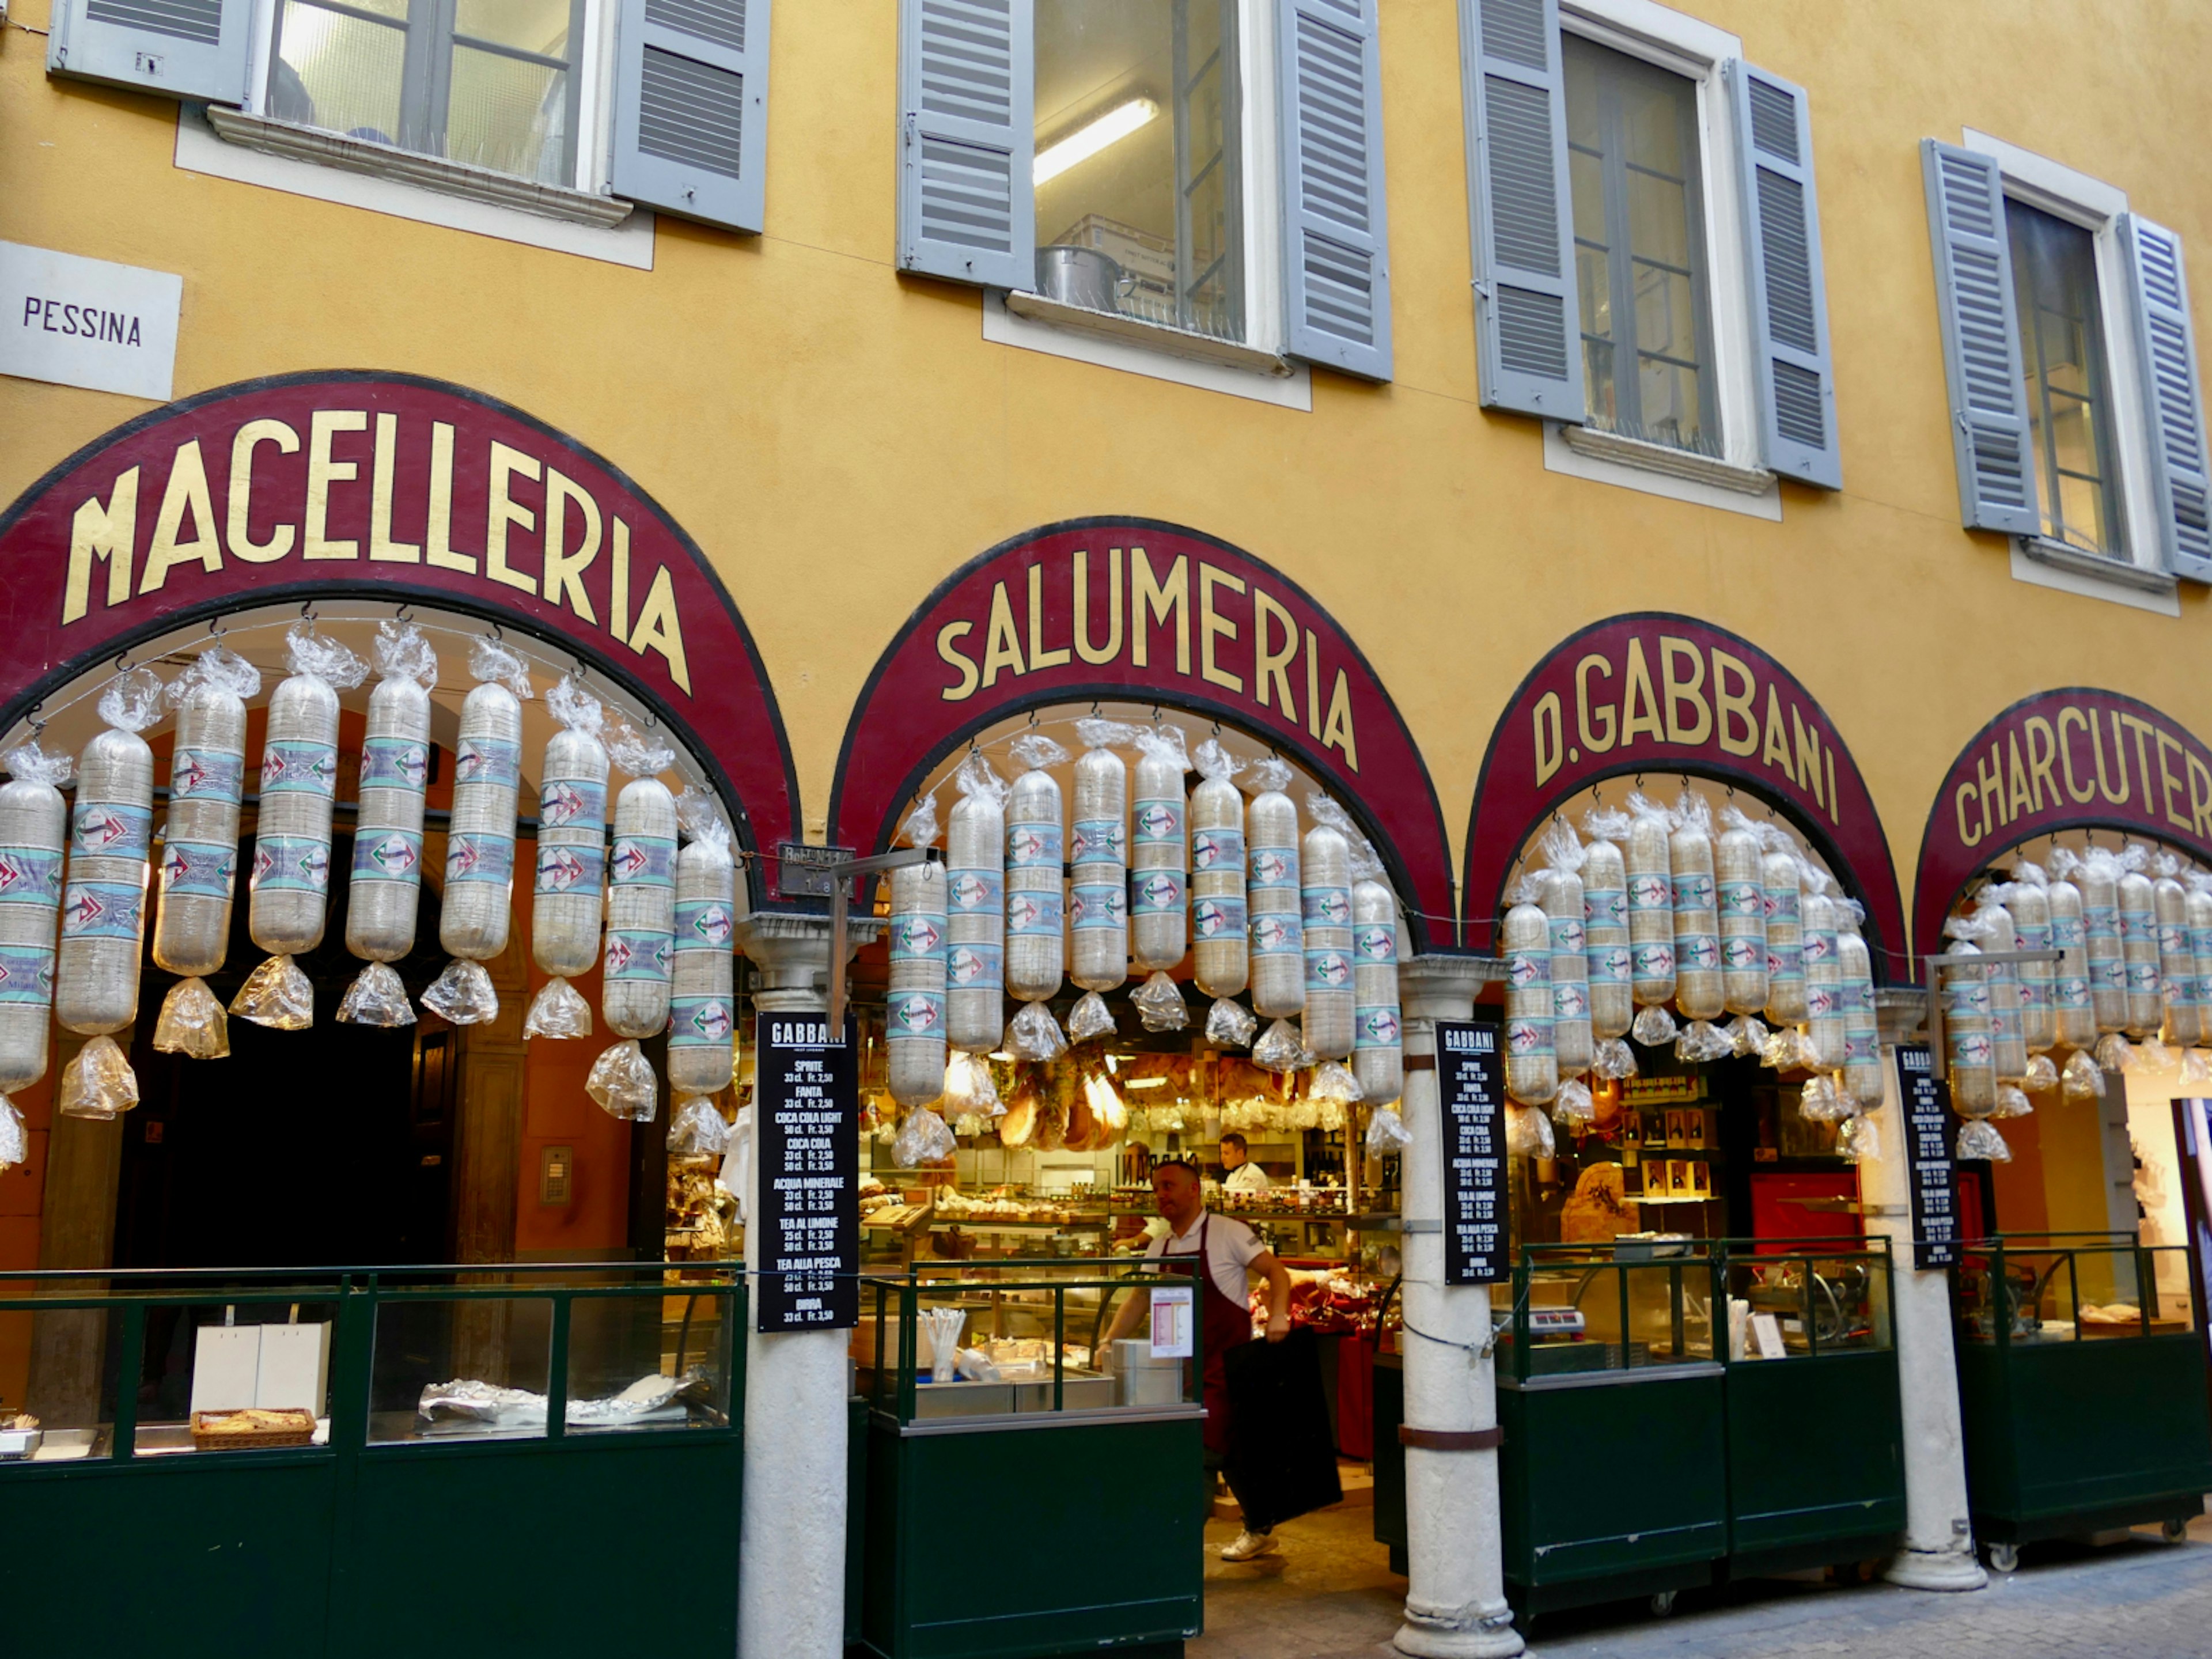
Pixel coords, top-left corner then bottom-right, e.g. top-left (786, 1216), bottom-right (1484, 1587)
top-left (1185, 1214), bottom-right (1255, 1456)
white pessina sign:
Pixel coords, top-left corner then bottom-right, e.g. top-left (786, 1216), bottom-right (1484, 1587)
top-left (0, 240), bottom-right (182, 402)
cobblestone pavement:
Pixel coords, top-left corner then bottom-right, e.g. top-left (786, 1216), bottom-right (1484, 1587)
top-left (1191, 1509), bottom-right (2212, 1659)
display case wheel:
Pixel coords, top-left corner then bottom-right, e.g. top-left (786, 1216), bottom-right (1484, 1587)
top-left (2164, 1518), bottom-right (2191, 1543)
top-left (1649, 1591), bottom-right (1677, 1617)
top-left (1988, 1543), bottom-right (2018, 1573)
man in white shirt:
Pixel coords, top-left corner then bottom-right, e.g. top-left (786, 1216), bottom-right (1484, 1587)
top-left (1218, 1132), bottom-right (1271, 1194)
top-left (1103, 1158), bottom-right (1293, 1562)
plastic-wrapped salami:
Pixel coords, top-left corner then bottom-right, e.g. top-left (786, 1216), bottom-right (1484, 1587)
top-left (2073, 845), bottom-right (2128, 1034)
top-left (2043, 849), bottom-right (2095, 1048)
top-left (1129, 724), bottom-right (1189, 975)
top-left (522, 676), bottom-right (610, 1042)
top-left (1004, 732), bottom-right (1068, 1005)
top-left (0, 740), bottom-right (72, 1119)
top-left (1244, 759), bottom-right (1304, 1020)
top-left (1758, 824), bottom-right (1807, 1025)
top-left (887, 817), bottom-right (949, 1108)
top-left (600, 721), bottom-right (678, 1041)
top-left (1070, 719), bottom-right (1134, 994)
top-left (2002, 863), bottom-right (2057, 1052)
top-left (152, 645), bottom-right (261, 1056)
top-left (2118, 845), bottom-right (2161, 1037)
top-left (422, 639), bottom-right (532, 1025)
top-left (1190, 739), bottom-right (1248, 1002)
top-left (338, 622), bottom-right (437, 1028)
top-left (1352, 876), bottom-right (1402, 1105)
top-left (945, 752), bottom-right (1008, 1053)
top-left (1669, 793), bottom-right (1723, 1022)
top-left (1535, 821), bottom-right (1592, 1074)
top-left (1503, 893), bottom-right (1557, 1107)
top-left (1624, 794), bottom-right (1677, 1040)
top-left (1974, 899), bottom-right (2028, 1080)
top-left (1580, 809), bottom-right (1633, 1040)
top-left (2187, 872), bottom-right (2212, 1047)
top-left (669, 787), bottom-right (738, 1098)
top-left (2153, 854), bottom-right (2199, 1047)
top-left (1802, 869), bottom-right (1844, 1071)
top-left (58, 666), bottom-right (161, 1046)
top-left (1715, 807), bottom-right (1769, 1017)
top-left (1300, 821), bottom-right (1355, 1060)
top-left (1835, 900), bottom-right (1884, 1107)
top-left (1940, 923), bottom-right (1995, 1116)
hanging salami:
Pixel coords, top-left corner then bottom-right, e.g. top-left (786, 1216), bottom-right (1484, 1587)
top-left (338, 620), bottom-right (437, 1027)
top-left (151, 645), bottom-right (260, 1056)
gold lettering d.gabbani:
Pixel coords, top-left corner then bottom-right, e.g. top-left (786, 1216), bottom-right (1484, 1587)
top-left (60, 412), bottom-right (692, 695)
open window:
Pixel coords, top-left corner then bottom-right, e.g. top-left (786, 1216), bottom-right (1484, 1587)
top-left (1461, 0), bottom-right (1840, 491)
top-left (896, 0), bottom-right (1393, 382)
top-left (47, 0), bottom-right (771, 233)
top-left (1923, 133), bottom-right (2212, 595)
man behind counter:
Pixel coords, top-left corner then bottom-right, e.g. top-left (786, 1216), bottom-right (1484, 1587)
top-left (1103, 1158), bottom-right (1293, 1562)
top-left (1218, 1131), bottom-right (1271, 1192)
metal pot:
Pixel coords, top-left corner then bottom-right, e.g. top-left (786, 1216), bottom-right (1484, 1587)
top-left (1035, 245), bottom-right (1134, 313)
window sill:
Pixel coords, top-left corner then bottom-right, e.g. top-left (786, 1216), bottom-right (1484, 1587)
top-left (1561, 424), bottom-right (1773, 495)
top-left (203, 109), bottom-right (634, 230)
top-left (2008, 536), bottom-right (2179, 616)
top-left (1002, 290), bottom-right (1292, 378)
top-left (2014, 536), bottom-right (2175, 594)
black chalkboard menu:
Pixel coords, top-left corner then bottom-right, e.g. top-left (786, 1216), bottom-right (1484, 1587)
top-left (755, 1013), bottom-right (859, 1332)
top-left (1895, 1042), bottom-right (1961, 1270)
top-left (1438, 1018), bottom-right (1508, 1285)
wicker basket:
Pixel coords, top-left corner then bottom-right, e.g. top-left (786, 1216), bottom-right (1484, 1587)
top-left (190, 1408), bottom-right (317, 1451)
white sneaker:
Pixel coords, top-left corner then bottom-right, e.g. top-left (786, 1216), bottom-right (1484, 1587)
top-left (1221, 1529), bottom-right (1278, 1562)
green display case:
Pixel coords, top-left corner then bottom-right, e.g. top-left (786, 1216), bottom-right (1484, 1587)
top-left (1955, 1232), bottom-right (2212, 1564)
top-left (0, 1263), bottom-right (743, 1659)
top-left (1717, 1236), bottom-right (1904, 1575)
top-left (857, 1258), bottom-right (1206, 1659)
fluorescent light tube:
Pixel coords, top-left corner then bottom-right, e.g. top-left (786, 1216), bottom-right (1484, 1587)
top-left (1034, 99), bottom-right (1159, 185)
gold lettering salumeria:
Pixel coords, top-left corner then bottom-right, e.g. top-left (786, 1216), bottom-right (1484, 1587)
top-left (1530, 633), bottom-right (1842, 825)
top-left (60, 411), bottom-right (692, 694)
top-left (1950, 704), bottom-right (2212, 849)
top-left (933, 547), bottom-right (1361, 771)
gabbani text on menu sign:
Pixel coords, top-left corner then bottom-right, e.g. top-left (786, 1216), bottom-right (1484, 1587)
top-left (1895, 1043), bottom-right (1961, 1270)
top-left (755, 1014), bottom-right (859, 1332)
top-left (1438, 1019), bottom-right (1508, 1285)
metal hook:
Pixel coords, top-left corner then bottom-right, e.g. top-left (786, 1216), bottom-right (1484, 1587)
top-left (1088, 701), bottom-right (1101, 718)
top-left (207, 614), bottom-right (226, 638)
top-left (26, 702), bottom-right (44, 736)
top-left (490, 621), bottom-right (505, 641)
top-left (113, 650), bottom-right (130, 671)
top-left (1027, 709), bottom-right (1039, 728)
top-left (300, 601), bottom-right (316, 623)
top-left (968, 737), bottom-right (982, 756)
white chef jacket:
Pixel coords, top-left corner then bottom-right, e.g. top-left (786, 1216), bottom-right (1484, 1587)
top-left (1222, 1160), bottom-right (1272, 1194)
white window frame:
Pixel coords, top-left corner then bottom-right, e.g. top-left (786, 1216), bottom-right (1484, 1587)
top-left (1539, 0), bottom-right (1778, 515)
top-left (987, 0), bottom-right (1303, 402)
top-left (1962, 128), bottom-right (2177, 616)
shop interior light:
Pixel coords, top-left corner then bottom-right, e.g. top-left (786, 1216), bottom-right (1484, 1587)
top-left (1033, 99), bottom-right (1159, 185)
top-left (1125, 1077), bottom-right (1166, 1089)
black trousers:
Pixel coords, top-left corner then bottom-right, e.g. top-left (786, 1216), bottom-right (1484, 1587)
top-left (1203, 1446), bottom-right (1271, 1535)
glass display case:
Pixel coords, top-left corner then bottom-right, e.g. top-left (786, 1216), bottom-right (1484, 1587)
top-left (1954, 1233), bottom-right (2212, 1565)
top-left (857, 1259), bottom-right (1206, 1659)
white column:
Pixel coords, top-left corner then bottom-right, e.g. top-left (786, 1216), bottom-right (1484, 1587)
top-left (1395, 957), bottom-right (1525, 1659)
top-left (1867, 994), bottom-right (1987, 1592)
top-left (735, 914), bottom-right (874, 1657)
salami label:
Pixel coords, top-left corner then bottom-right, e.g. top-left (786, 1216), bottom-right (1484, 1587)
top-left (1584, 883), bottom-right (1627, 929)
top-left (887, 990), bottom-right (944, 1040)
top-left (1305, 946), bottom-right (1353, 991)
top-left (170, 745), bottom-right (245, 803)
top-left (1302, 884), bottom-right (1352, 929)
top-left (671, 995), bottom-right (736, 1047)
top-left (538, 776), bottom-right (606, 830)
top-left (454, 735), bottom-right (521, 792)
top-left (1191, 827), bottom-right (1243, 872)
top-left (71, 801), bottom-right (151, 861)
top-left (676, 898), bottom-right (736, 952)
top-left (1355, 1005), bottom-right (1401, 1050)
top-left (1249, 847), bottom-right (1298, 891)
top-left (1070, 818), bottom-right (1126, 865)
top-left (1132, 800), bottom-right (1184, 847)
top-left (947, 942), bottom-right (1001, 988)
top-left (260, 740), bottom-right (338, 797)
top-left (1355, 922), bottom-right (1397, 963)
top-left (1130, 870), bottom-right (1184, 914)
top-left (162, 838), bottom-right (238, 899)
top-left (1193, 896), bottom-right (1245, 940)
top-left (0, 846), bottom-right (64, 907)
top-left (1006, 889), bottom-right (1062, 936)
top-left (1070, 882), bottom-right (1127, 930)
top-left (533, 842), bottom-right (604, 894)
top-left (360, 737), bottom-right (431, 791)
top-left (0, 943), bottom-right (55, 1005)
top-left (445, 832), bottom-right (516, 887)
top-left (947, 868), bottom-right (1003, 915)
top-left (889, 912), bottom-right (946, 960)
top-left (1250, 912), bottom-right (1301, 956)
top-left (60, 878), bottom-right (145, 938)
top-left (1006, 823), bottom-right (1062, 869)
top-left (353, 830), bottom-right (424, 886)
top-left (251, 835), bottom-right (331, 895)
top-left (608, 834), bottom-right (676, 888)
top-left (603, 929), bottom-right (674, 981)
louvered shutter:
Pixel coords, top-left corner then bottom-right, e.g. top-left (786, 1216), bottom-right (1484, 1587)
top-left (611, 0), bottom-right (769, 231)
top-left (896, 0), bottom-right (1033, 290)
top-left (1730, 64), bottom-right (1839, 490)
top-left (1461, 0), bottom-right (1580, 419)
top-left (1921, 140), bottom-right (2039, 535)
top-left (2120, 215), bottom-right (2212, 582)
top-left (1277, 0), bottom-right (1393, 380)
top-left (47, 0), bottom-right (251, 104)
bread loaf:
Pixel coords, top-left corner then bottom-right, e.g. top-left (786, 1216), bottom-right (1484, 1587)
top-left (1351, 878), bottom-right (1402, 1105)
top-left (532, 681), bottom-right (609, 981)
top-left (2154, 863), bottom-right (2197, 1047)
top-left (1300, 825), bottom-right (1354, 1060)
top-left (2119, 862), bottom-right (2161, 1036)
top-left (345, 667), bottom-right (433, 964)
top-left (1503, 900), bottom-right (1557, 1107)
top-left (0, 745), bottom-right (70, 1095)
top-left (1669, 796), bottom-right (1722, 1021)
top-left (1715, 813), bottom-right (1768, 1016)
top-left (1802, 887), bottom-right (1844, 1070)
top-left (1189, 757), bottom-right (1248, 998)
top-left (1246, 783), bottom-right (1304, 1019)
top-left (1005, 764), bottom-right (1065, 1003)
top-left (1128, 732), bottom-right (1188, 974)
top-left (440, 681), bottom-right (524, 961)
top-left (2046, 863), bottom-right (2095, 1048)
top-left (887, 859), bottom-right (948, 1106)
top-left (1069, 734), bottom-right (1128, 994)
top-left (1580, 822), bottom-right (1633, 1039)
top-left (57, 725), bottom-right (155, 1036)
top-left (156, 662), bottom-right (253, 978)
top-left (669, 796), bottom-right (737, 1097)
top-left (603, 777), bottom-right (677, 1039)
top-left (1760, 836), bottom-right (1806, 1025)
top-left (1624, 796), bottom-right (1676, 1007)
top-left (945, 758), bottom-right (1007, 1052)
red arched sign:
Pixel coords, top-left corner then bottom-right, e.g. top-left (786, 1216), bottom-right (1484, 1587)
top-left (1912, 688), bottom-right (2212, 956)
top-left (1464, 613), bottom-right (1907, 978)
top-left (0, 371), bottom-right (798, 906)
top-left (827, 517), bottom-right (1459, 952)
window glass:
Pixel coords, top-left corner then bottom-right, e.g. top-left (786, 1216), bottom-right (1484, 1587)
top-left (1033, 0), bottom-right (1244, 344)
top-left (1563, 36), bottom-right (1717, 456)
top-left (2007, 201), bottom-right (2124, 557)
top-left (271, 0), bottom-right (580, 186)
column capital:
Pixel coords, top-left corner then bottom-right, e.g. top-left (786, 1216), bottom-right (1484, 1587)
top-left (1400, 955), bottom-right (1504, 1030)
top-left (734, 913), bottom-right (884, 1006)
top-left (1876, 986), bottom-right (1930, 1048)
